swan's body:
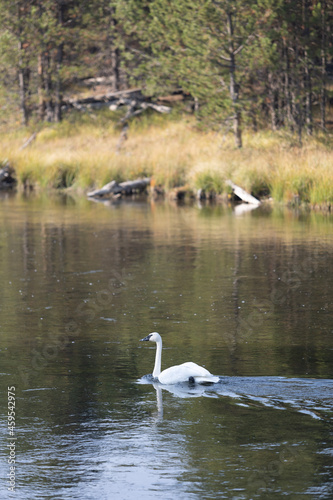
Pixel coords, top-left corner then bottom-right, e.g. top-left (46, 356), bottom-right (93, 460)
top-left (140, 332), bottom-right (219, 385)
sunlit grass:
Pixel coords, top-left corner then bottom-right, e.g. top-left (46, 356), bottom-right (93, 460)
top-left (1, 109), bottom-right (333, 207)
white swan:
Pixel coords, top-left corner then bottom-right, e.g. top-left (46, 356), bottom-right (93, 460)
top-left (140, 332), bottom-right (219, 385)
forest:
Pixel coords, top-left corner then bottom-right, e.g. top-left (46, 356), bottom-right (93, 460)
top-left (0, 0), bottom-right (332, 147)
top-left (1, 1), bottom-right (333, 207)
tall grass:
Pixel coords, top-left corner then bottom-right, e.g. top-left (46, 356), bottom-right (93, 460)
top-left (1, 110), bottom-right (333, 207)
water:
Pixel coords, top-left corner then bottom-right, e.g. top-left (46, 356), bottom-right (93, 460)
top-left (0, 193), bottom-right (332, 499)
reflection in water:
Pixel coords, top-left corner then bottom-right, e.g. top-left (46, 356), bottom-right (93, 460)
top-left (0, 194), bottom-right (333, 499)
top-left (233, 202), bottom-right (260, 216)
top-left (153, 383), bottom-right (163, 419)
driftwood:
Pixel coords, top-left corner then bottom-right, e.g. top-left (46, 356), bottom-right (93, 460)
top-left (20, 132), bottom-right (37, 150)
top-left (0, 163), bottom-right (17, 190)
top-left (226, 180), bottom-right (261, 205)
top-left (82, 76), bottom-right (127, 87)
top-left (87, 178), bottom-right (151, 198)
top-left (63, 88), bottom-right (170, 114)
top-left (64, 89), bottom-right (171, 152)
top-left (63, 88), bottom-right (173, 153)
top-left (63, 88), bottom-right (143, 111)
top-left (117, 101), bottom-right (170, 119)
top-left (64, 88), bottom-right (185, 112)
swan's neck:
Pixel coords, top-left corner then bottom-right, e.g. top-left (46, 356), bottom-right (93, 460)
top-left (153, 338), bottom-right (162, 378)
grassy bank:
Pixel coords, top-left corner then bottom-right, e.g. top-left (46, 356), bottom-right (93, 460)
top-left (1, 110), bottom-right (333, 208)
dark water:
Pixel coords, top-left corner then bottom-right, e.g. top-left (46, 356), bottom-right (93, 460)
top-left (0, 193), bottom-right (332, 499)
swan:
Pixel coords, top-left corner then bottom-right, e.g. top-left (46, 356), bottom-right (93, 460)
top-left (140, 332), bottom-right (219, 385)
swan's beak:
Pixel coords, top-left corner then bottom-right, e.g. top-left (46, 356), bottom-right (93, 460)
top-left (140, 335), bottom-right (151, 342)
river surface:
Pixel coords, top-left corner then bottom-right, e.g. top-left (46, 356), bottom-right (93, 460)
top-left (0, 193), bottom-right (332, 499)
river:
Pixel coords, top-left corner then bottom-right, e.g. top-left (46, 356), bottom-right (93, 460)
top-left (0, 193), bottom-right (332, 499)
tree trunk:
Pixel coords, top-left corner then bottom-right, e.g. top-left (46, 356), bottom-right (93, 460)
top-left (294, 42), bottom-right (303, 146)
top-left (276, 84), bottom-right (282, 128)
top-left (44, 52), bottom-right (54, 122)
top-left (37, 53), bottom-right (45, 121)
top-left (17, 3), bottom-right (29, 126)
top-left (283, 43), bottom-right (293, 131)
top-left (302, 0), bottom-right (312, 135)
top-left (54, 44), bottom-right (64, 122)
top-left (227, 11), bottom-right (242, 148)
top-left (268, 72), bottom-right (278, 131)
top-left (320, 1), bottom-right (327, 130)
top-left (304, 59), bottom-right (312, 135)
top-left (111, 46), bottom-right (120, 91)
top-left (107, 7), bottom-right (120, 91)
top-left (18, 43), bottom-right (29, 126)
top-left (54, 2), bottom-right (65, 122)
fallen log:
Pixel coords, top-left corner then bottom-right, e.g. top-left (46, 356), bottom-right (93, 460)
top-left (63, 88), bottom-right (143, 110)
top-left (117, 101), bottom-right (170, 121)
top-left (226, 180), bottom-right (261, 205)
top-left (63, 88), bottom-right (172, 116)
top-left (87, 177), bottom-right (151, 198)
top-left (20, 132), bottom-right (37, 150)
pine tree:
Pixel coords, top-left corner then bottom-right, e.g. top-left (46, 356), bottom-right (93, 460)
top-left (0, 0), bottom-right (35, 124)
top-left (119, 0), bottom-right (271, 148)
top-left (0, 0), bottom-right (332, 133)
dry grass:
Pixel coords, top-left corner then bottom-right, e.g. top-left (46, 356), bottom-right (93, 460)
top-left (1, 111), bottom-right (333, 207)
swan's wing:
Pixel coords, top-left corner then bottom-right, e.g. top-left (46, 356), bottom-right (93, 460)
top-left (158, 362), bottom-right (219, 385)
top-left (158, 365), bottom-right (192, 384)
top-left (180, 362), bottom-right (211, 376)
top-left (177, 363), bottom-right (219, 384)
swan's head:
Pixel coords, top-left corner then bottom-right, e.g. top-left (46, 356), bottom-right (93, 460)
top-left (140, 332), bottom-right (161, 343)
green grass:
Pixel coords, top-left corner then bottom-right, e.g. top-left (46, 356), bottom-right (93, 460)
top-left (1, 109), bottom-right (333, 208)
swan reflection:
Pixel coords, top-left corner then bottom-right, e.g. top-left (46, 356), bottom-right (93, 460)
top-left (151, 381), bottom-right (218, 420)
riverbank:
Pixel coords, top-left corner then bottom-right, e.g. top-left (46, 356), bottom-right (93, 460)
top-left (1, 110), bottom-right (333, 209)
